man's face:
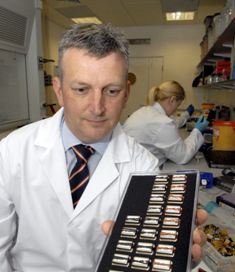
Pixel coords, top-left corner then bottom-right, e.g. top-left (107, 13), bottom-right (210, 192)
top-left (53, 48), bottom-right (130, 143)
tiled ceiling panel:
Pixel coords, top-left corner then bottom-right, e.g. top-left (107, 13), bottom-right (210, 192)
top-left (46, 0), bottom-right (227, 27)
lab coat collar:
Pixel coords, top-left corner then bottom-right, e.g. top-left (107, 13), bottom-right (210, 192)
top-left (152, 102), bottom-right (167, 115)
top-left (34, 107), bottom-right (64, 148)
top-left (33, 108), bottom-right (131, 219)
top-left (34, 108), bottom-right (74, 217)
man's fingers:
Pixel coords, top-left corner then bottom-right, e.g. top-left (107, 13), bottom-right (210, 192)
top-left (193, 227), bottom-right (207, 245)
top-left (196, 209), bottom-right (208, 225)
top-left (192, 226), bottom-right (207, 262)
top-left (192, 243), bottom-right (203, 263)
top-left (101, 220), bottom-right (114, 236)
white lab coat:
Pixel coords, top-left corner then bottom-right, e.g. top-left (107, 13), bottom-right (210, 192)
top-left (0, 108), bottom-right (159, 272)
top-left (123, 102), bottom-right (204, 166)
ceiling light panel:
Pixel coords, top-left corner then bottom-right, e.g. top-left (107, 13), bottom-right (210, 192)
top-left (72, 17), bottom-right (102, 24)
top-left (166, 11), bottom-right (195, 21)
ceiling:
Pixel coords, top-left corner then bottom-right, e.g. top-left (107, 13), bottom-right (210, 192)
top-left (43, 0), bottom-right (226, 28)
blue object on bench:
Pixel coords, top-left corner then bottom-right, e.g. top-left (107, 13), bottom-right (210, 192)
top-left (200, 172), bottom-right (214, 188)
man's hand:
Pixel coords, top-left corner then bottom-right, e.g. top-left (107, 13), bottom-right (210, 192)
top-left (102, 208), bottom-right (208, 262)
top-left (192, 209), bottom-right (208, 262)
top-left (102, 220), bottom-right (114, 236)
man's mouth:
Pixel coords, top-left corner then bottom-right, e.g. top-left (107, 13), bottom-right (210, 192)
top-left (86, 118), bottom-right (107, 125)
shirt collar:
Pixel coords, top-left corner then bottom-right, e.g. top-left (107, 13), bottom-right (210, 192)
top-left (61, 118), bottom-right (111, 156)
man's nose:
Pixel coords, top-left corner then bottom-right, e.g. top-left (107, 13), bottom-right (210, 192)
top-left (90, 91), bottom-right (105, 115)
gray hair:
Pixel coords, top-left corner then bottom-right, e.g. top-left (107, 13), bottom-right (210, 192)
top-left (58, 23), bottom-right (129, 79)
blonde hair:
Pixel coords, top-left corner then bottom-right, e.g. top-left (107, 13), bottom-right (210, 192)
top-left (146, 80), bottom-right (185, 106)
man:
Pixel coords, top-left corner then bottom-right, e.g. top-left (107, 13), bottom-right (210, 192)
top-left (0, 23), bottom-right (206, 271)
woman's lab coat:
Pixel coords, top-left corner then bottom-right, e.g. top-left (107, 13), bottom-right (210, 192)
top-left (123, 102), bottom-right (204, 166)
top-left (0, 108), bottom-right (159, 272)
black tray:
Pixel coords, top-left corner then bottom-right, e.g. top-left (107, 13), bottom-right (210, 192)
top-left (96, 171), bottom-right (200, 272)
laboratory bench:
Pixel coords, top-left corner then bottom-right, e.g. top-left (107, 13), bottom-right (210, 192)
top-left (162, 127), bottom-right (235, 271)
top-left (163, 152), bottom-right (235, 272)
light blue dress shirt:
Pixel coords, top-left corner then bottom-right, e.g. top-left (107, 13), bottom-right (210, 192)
top-left (61, 120), bottom-right (111, 176)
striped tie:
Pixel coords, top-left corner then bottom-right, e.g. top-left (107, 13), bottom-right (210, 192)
top-left (69, 144), bottom-right (95, 208)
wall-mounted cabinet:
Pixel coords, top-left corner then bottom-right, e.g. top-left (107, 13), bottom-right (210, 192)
top-left (197, 18), bottom-right (235, 90)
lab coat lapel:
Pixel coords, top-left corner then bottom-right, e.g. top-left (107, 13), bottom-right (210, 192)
top-left (34, 109), bottom-right (74, 218)
top-left (72, 124), bottom-right (130, 218)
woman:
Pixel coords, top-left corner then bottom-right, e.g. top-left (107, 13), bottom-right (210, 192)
top-left (123, 80), bottom-right (208, 166)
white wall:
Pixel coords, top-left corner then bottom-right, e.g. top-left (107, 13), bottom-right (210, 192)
top-left (42, 19), bottom-right (64, 64)
top-left (123, 24), bottom-right (205, 109)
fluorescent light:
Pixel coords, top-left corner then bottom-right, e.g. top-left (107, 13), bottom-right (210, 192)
top-left (72, 17), bottom-right (102, 24)
top-left (166, 11), bottom-right (195, 21)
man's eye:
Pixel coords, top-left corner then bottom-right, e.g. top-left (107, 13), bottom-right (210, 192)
top-left (105, 89), bottom-right (120, 96)
top-left (72, 87), bottom-right (88, 94)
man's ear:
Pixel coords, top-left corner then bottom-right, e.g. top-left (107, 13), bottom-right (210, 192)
top-left (52, 76), bottom-right (64, 107)
top-left (124, 80), bottom-right (131, 103)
